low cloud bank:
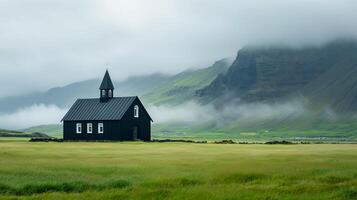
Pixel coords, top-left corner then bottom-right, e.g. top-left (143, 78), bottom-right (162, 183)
top-left (148, 100), bottom-right (307, 126)
top-left (0, 104), bottom-right (67, 130)
top-left (0, 99), bottom-right (334, 130)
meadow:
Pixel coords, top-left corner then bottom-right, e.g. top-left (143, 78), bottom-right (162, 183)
top-left (0, 140), bottom-right (356, 199)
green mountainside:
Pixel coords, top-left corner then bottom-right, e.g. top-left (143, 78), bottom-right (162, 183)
top-left (302, 58), bottom-right (357, 113)
top-left (0, 74), bottom-right (170, 113)
top-left (185, 40), bottom-right (357, 140)
top-left (21, 124), bottom-right (63, 137)
top-left (142, 58), bottom-right (231, 105)
top-left (0, 59), bottom-right (230, 113)
top-left (199, 40), bottom-right (357, 107)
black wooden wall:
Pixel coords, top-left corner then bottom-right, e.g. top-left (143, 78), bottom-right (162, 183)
top-left (120, 98), bottom-right (152, 141)
top-left (63, 98), bottom-right (151, 141)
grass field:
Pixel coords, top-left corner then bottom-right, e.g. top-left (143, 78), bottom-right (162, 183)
top-left (0, 141), bottom-right (356, 199)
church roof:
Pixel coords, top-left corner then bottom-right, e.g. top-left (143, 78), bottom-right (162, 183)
top-left (62, 97), bottom-right (137, 121)
top-left (99, 70), bottom-right (114, 90)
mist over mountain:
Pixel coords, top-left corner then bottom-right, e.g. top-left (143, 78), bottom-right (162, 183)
top-left (4, 39), bottom-right (357, 139)
top-left (148, 39), bottom-right (357, 139)
top-left (199, 40), bottom-right (357, 114)
top-left (0, 74), bottom-right (170, 113)
top-left (3, 1), bottom-right (357, 98)
top-left (0, 59), bottom-right (231, 129)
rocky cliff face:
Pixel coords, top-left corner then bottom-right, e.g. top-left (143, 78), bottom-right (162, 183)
top-left (199, 40), bottom-right (357, 111)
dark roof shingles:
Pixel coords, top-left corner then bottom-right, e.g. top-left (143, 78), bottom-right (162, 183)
top-left (62, 97), bottom-right (136, 121)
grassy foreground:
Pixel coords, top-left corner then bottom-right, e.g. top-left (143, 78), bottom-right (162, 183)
top-left (0, 141), bottom-right (356, 199)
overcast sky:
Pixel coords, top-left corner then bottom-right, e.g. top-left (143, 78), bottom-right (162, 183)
top-left (1, 0), bottom-right (357, 97)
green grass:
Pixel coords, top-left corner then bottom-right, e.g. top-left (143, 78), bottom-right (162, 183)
top-left (0, 142), bottom-right (356, 199)
top-left (0, 129), bottom-right (49, 138)
top-left (20, 120), bottom-right (357, 142)
top-left (0, 137), bottom-right (30, 141)
top-left (152, 122), bottom-right (357, 143)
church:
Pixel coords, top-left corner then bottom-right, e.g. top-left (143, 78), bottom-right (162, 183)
top-left (61, 70), bottom-right (152, 141)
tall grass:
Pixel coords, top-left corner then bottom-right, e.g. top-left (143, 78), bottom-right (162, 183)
top-left (0, 142), bottom-right (356, 199)
top-left (0, 180), bottom-right (130, 195)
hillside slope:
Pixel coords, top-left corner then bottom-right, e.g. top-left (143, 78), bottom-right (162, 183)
top-left (164, 40), bottom-right (357, 139)
top-left (199, 40), bottom-right (357, 111)
top-left (303, 60), bottom-right (357, 113)
top-left (142, 58), bottom-right (231, 105)
top-left (0, 59), bottom-right (231, 114)
top-left (0, 74), bottom-right (169, 113)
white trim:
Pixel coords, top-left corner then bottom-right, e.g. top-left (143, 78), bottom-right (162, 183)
top-left (76, 123), bottom-right (82, 134)
top-left (98, 123), bottom-right (104, 134)
top-left (87, 123), bottom-right (93, 134)
top-left (134, 105), bottom-right (139, 118)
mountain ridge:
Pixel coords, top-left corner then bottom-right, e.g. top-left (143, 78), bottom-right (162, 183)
top-left (199, 40), bottom-right (357, 114)
top-left (0, 59), bottom-right (231, 113)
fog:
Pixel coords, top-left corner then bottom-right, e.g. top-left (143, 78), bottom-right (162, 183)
top-left (0, 0), bottom-right (355, 129)
top-left (148, 100), bottom-right (307, 126)
top-left (1, 0), bottom-right (357, 97)
top-left (0, 99), bottom-right (306, 129)
top-left (0, 104), bottom-right (67, 130)
top-left (0, 99), bottom-right (335, 130)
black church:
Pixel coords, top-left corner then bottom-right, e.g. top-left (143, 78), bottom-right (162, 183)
top-left (62, 70), bottom-right (152, 141)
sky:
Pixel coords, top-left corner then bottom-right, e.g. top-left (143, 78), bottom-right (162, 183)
top-left (1, 0), bottom-right (357, 98)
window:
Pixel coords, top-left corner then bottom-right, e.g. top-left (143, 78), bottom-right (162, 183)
top-left (101, 90), bottom-right (106, 96)
top-left (98, 123), bottom-right (104, 134)
top-left (108, 90), bottom-right (112, 97)
top-left (134, 105), bottom-right (139, 118)
top-left (87, 123), bottom-right (92, 134)
top-left (76, 123), bottom-right (82, 134)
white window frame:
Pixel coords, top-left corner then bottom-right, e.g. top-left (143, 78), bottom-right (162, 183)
top-left (101, 90), bottom-right (106, 96)
top-left (134, 105), bottom-right (139, 118)
top-left (98, 123), bottom-right (104, 134)
top-left (87, 123), bottom-right (93, 134)
top-left (76, 123), bottom-right (82, 134)
top-left (108, 90), bottom-right (112, 97)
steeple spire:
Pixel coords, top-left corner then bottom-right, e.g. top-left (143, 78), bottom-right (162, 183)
top-left (99, 70), bottom-right (114, 102)
top-left (99, 70), bottom-right (114, 90)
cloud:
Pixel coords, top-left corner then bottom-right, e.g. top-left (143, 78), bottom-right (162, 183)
top-left (0, 99), bottom-right (332, 130)
top-left (148, 102), bottom-right (216, 123)
top-left (1, 0), bottom-right (357, 97)
top-left (148, 100), bottom-right (307, 125)
top-left (0, 104), bottom-right (67, 129)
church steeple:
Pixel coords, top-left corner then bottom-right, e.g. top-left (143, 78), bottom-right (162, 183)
top-left (99, 70), bottom-right (114, 102)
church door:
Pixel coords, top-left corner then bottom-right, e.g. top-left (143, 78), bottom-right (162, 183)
top-left (132, 126), bottom-right (138, 140)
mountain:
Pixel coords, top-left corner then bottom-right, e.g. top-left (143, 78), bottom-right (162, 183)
top-left (142, 58), bottom-right (231, 105)
top-left (21, 124), bottom-right (63, 137)
top-left (0, 74), bottom-right (170, 113)
top-left (8, 40), bottom-right (357, 140)
top-left (199, 40), bottom-right (357, 113)
top-left (0, 58), bottom-right (231, 115)
top-left (179, 40), bottom-right (357, 139)
top-left (302, 53), bottom-right (357, 113)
